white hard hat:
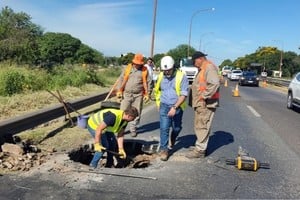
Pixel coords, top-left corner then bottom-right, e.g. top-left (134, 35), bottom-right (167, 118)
top-left (160, 56), bottom-right (174, 70)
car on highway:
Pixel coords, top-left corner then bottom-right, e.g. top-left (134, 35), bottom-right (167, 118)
top-left (287, 72), bottom-right (300, 109)
top-left (229, 69), bottom-right (243, 81)
top-left (238, 71), bottom-right (259, 87)
top-left (221, 66), bottom-right (233, 76)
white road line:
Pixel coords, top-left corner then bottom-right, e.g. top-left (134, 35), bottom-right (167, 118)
top-left (246, 105), bottom-right (261, 117)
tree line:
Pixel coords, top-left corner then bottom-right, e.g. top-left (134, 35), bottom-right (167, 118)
top-left (1, 6), bottom-right (299, 77)
top-left (0, 7), bottom-right (104, 67)
top-left (220, 46), bottom-right (300, 77)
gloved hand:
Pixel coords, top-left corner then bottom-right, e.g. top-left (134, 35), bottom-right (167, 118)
top-left (143, 95), bottom-right (150, 103)
top-left (94, 143), bottom-right (106, 152)
top-left (118, 148), bottom-right (126, 159)
top-left (116, 91), bottom-right (123, 99)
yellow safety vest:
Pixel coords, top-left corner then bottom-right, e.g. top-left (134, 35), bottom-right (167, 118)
top-left (154, 70), bottom-right (187, 110)
top-left (88, 109), bottom-right (126, 134)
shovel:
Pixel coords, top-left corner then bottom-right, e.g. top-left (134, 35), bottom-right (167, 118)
top-left (100, 78), bottom-right (121, 110)
top-left (103, 148), bottom-right (134, 161)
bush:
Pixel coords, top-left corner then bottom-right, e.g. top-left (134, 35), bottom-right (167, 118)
top-left (23, 68), bottom-right (50, 91)
top-left (0, 64), bottom-right (119, 96)
top-left (0, 69), bottom-right (25, 96)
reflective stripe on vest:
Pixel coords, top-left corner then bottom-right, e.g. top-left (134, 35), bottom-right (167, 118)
top-left (87, 109), bottom-right (126, 133)
top-left (199, 61), bottom-right (220, 100)
top-left (154, 70), bottom-right (187, 110)
top-left (119, 64), bottom-right (148, 95)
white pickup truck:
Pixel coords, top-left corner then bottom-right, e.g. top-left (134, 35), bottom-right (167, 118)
top-left (179, 57), bottom-right (198, 83)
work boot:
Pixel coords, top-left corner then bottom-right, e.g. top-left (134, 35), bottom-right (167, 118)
top-left (159, 150), bottom-right (169, 161)
top-left (185, 148), bottom-right (206, 159)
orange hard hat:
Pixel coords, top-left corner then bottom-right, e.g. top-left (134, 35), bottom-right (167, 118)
top-left (132, 53), bottom-right (144, 65)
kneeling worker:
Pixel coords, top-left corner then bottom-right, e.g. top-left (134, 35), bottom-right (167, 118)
top-left (87, 106), bottom-right (139, 168)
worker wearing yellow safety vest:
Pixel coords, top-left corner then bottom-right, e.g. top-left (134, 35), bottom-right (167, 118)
top-left (87, 107), bottom-right (139, 168)
top-left (154, 55), bottom-right (189, 161)
top-left (186, 51), bottom-right (220, 159)
top-left (116, 53), bottom-right (151, 137)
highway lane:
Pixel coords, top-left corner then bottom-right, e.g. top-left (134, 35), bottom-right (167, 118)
top-left (0, 82), bottom-right (299, 199)
top-left (235, 82), bottom-right (300, 156)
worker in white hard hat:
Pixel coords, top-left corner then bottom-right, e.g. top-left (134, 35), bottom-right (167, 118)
top-left (154, 55), bottom-right (189, 161)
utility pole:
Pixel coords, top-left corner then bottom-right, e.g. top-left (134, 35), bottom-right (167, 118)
top-left (150, 0), bottom-right (157, 58)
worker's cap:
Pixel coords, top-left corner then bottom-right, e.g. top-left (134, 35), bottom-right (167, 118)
top-left (132, 53), bottom-right (144, 65)
top-left (192, 51), bottom-right (207, 61)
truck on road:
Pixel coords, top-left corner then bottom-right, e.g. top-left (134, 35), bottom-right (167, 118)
top-left (179, 57), bottom-right (198, 83)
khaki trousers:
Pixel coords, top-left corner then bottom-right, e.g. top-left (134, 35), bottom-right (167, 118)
top-left (194, 106), bottom-right (216, 151)
top-left (120, 92), bottom-right (143, 133)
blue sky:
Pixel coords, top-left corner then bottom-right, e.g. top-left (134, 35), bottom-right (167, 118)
top-left (1, 0), bottom-right (299, 65)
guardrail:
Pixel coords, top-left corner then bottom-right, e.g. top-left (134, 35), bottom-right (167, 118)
top-left (0, 92), bottom-right (108, 138)
top-left (266, 77), bottom-right (291, 87)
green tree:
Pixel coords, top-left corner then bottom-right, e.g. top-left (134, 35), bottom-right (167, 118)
top-left (153, 53), bottom-right (165, 69)
top-left (119, 53), bottom-right (135, 65)
top-left (37, 32), bottom-right (81, 66)
top-left (0, 6), bottom-right (43, 64)
top-left (167, 44), bottom-right (196, 66)
top-left (75, 44), bottom-right (104, 65)
top-left (220, 59), bottom-right (233, 67)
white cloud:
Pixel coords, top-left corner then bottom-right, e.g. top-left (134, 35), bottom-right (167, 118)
top-left (1, 1), bottom-right (157, 56)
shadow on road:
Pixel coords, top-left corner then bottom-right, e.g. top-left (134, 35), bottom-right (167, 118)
top-left (170, 131), bottom-right (234, 156)
top-left (137, 121), bottom-right (160, 134)
top-left (206, 131), bottom-right (234, 156)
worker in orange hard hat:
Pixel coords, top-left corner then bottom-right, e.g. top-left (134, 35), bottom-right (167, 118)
top-left (116, 53), bottom-right (151, 137)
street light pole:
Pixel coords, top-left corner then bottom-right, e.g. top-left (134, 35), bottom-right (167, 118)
top-left (202, 41), bottom-right (212, 53)
top-left (199, 32), bottom-right (214, 51)
top-left (187, 8), bottom-right (214, 57)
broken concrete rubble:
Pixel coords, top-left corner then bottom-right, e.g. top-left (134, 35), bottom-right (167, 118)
top-left (0, 142), bottom-right (48, 172)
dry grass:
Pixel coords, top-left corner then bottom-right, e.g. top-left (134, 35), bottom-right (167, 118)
top-left (0, 83), bottom-right (114, 151)
top-left (0, 84), bottom-right (111, 121)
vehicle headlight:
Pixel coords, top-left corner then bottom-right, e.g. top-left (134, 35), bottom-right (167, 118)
top-left (256, 77), bottom-right (259, 80)
top-left (241, 77), bottom-right (245, 80)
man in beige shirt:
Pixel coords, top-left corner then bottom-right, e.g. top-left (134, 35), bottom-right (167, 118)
top-left (186, 51), bottom-right (220, 158)
top-left (117, 53), bottom-right (151, 137)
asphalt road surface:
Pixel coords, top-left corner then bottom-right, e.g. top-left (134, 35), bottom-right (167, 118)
top-left (1, 81), bottom-right (300, 199)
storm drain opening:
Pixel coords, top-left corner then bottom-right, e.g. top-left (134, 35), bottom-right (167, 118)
top-left (68, 140), bottom-right (159, 169)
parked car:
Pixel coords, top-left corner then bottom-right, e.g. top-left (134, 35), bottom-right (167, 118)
top-left (287, 72), bottom-right (300, 109)
top-left (227, 71), bottom-right (232, 79)
top-left (221, 66), bottom-right (233, 76)
top-left (239, 71), bottom-right (259, 86)
top-left (229, 69), bottom-right (243, 81)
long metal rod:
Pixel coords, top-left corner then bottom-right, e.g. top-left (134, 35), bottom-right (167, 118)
top-left (74, 170), bottom-right (157, 180)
